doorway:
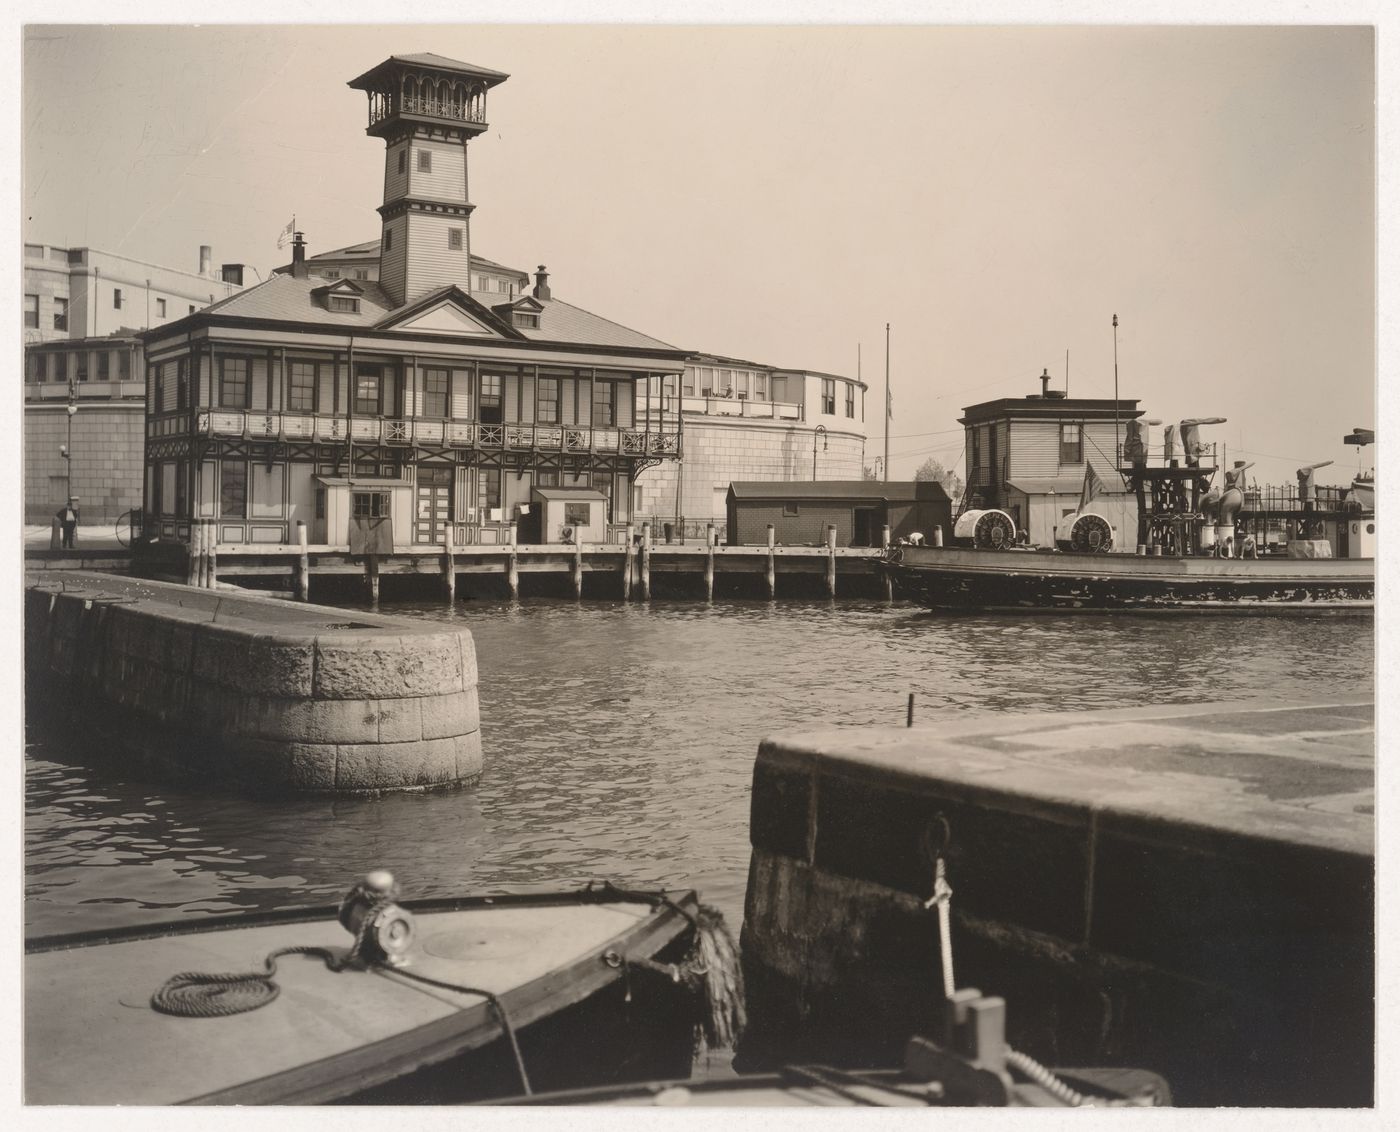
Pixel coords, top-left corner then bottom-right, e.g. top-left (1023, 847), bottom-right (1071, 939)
top-left (415, 466), bottom-right (453, 544)
top-left (853, 507), bottom-right (878, 547)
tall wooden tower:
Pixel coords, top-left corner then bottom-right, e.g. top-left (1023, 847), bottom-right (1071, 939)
top-left (347, 53), bottom-right (509, 307)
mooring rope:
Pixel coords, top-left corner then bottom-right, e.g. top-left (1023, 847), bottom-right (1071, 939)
top-left (150, 945), bottom-right (345, 1018)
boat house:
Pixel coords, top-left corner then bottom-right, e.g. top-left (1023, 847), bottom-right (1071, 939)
top-left (725, 480), bottom-right (951, 546)
top-left (138, 54), bottom-right (688, 553)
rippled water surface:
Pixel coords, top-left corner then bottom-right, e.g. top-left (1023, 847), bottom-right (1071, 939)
top-left (26, 600), bottom-right (1374, 938)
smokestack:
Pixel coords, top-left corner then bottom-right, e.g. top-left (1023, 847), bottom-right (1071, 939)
top-left (199, 245), bottom-right (212, 276)
top-left (291, 232), bottom-right (308, 279)
top-left (1039, 367), bottom-right (1051, 398)
top-left (533, 265), bottom-right (551, 301)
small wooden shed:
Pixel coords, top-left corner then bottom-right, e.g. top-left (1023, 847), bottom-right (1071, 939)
top-left (517, 486), bottom-right (609, 544)
top-left (725, 480), bottom-right (952, 547)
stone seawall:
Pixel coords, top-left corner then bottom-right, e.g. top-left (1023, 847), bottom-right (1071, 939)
top-left (24, 573), bottom-right (482, 795)
top-left (737, 702), bottom-right (1373, 1107)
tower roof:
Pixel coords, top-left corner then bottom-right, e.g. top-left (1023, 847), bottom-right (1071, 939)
top-left (348, 54), bottom-right (510, 91)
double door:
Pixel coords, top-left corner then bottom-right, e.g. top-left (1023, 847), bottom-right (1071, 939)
top-left (415, 466), bottom-right (453, 544)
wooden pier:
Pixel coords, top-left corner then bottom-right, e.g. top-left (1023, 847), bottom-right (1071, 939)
top-left (165, 521), bottom-right (896, 602)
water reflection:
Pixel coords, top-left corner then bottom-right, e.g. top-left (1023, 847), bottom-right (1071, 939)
top-left (26, 600), bottom-right (1373, 937)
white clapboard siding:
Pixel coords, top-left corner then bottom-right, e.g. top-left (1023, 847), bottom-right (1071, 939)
top-left (408, 137), bottom-right (467, 201)
top-left (404, 212), bottom-right (471, 300)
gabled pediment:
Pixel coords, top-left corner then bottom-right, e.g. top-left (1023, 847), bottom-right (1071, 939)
top-left (311, 278), bottom-right (365, 299)
top-left (376, 285), bottom-right (521, 338)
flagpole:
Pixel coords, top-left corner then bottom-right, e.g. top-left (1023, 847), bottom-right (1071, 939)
top-left (1112, 314), bottom-right (1120, 470)
top-left (883, 323), bottom-right (890, 485)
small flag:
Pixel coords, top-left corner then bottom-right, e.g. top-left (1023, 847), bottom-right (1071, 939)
top-left (1079, 460), bottom-right (1105, 512)
top-left (886, 385), bottom-right (893, 419)
top-left (275, 218), bottom-right (294, 249)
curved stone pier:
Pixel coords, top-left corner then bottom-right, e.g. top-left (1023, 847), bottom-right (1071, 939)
top-left (24, 573), bottom-right (482, 795)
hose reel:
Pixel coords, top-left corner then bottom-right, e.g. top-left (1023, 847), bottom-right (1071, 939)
top-left (953, 509), bottom-right (1017, 550)
top-left (1068, 513), bottom-right (1113, 554)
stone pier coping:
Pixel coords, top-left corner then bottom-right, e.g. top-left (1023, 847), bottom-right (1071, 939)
top-left (26, 571), bottom-right (475, 701)
top-left (756, 699), bottom-right (1373, 859)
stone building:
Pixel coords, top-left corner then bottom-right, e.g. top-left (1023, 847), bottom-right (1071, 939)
top-left (139, 53), bottom-right (687, 552)
top-left (959, 369), bottom-right (1141, 547)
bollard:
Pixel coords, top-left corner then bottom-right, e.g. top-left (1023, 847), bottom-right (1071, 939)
top-left (932, 527), bottom-right (944, 548)
top-left (50, 516), bottom-right (62, 551)
top-left (704, 523), bottom-right (715, 602)
top-left (881, 523), bottom-right (894, 602)
top-left (766, 524), bottom-right (777, 599)
top-left (506, 545), bottom-right (519, 600)
top-left (881, 524), bottom-right (891, 549)
top-left (1137, 544), bottom-right (1147, 556)
top-left (622, 523), bottom-right (635, 600)
top-left (641, 522), bottom-right (652, 600)
top-left (441, 524), bottom-right (455, 602)
top-left (186, 522), bottom-right (201, 588)
top-left (296, 520), bottom-right (311, 602)
top-left (826, 524), bottom-right (837, 597)
top-left (573, 538), bottom-right (584, 599)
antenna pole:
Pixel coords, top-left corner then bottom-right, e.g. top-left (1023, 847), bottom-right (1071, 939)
top-left (884, 323), bottom-right (890, 484)
top-left (1065, 348), bottom-right (1070, 397)
top-left (1112, 314), bottom-right (1120, 468)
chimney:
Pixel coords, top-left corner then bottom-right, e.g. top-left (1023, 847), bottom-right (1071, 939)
top-left (199, 245), bottom-right (212, 276)
top-left (291, 232), bottom-right (308, 279)
top-left (1039, 367), bottom-right (1051, 398)
top-left (221, 264), bottom-right (245, 286)
top-left (533, 265), bottom-right (551, 301)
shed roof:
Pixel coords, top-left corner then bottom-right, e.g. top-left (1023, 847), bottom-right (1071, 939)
top-left (727, 480), bottom-right (950, 503)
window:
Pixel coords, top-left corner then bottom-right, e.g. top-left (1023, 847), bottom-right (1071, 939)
top-left (477, 467), bottom-right (501, 513)
top-left (352, 491), bottom-right (390, 519)
top-left (476, 276), bottom-right (489, 290)
top-left (845, 384), bottom-right (855, 418)
top-left (754, 373), bottom-right (768, 401)
top-left (565, 502), bottom-right (590, 527)
top-left (76, 353), bottom-right (88, 383)
top-left (383, 229), bottom-right (393, 252)
top-left (175, 462), bottom-right (189, 517)
top-left (423, 368), bottom-right (449, 418)
top-left (448, 228), bottom-right (463, 251)
top-left (24, 295), bottom-right (38, 328)
top-left (734, 372), bottom-right (750, 398)
top-left (591, 472), bottom-right (614, 521)
top-left (118, 350), bottom-right (130, 379)
top-left (316, 489), bottom-right (326, 520)
top-left (176, 358), bottom-right (189, 409)
top-left (1060, 423), bottom-right (1082, 464)
top-left (970, 428), bottom-right (981, 472)
top-left (324, 270), bottom-right (340, 279)
top-left (156, 298), bottom-right (167, 318)
top-left (538, 377), bottom-right (560, 424)
top-left (188, 305), bottom-right (195, 315)
top-left (35, 353), bottom-right (47, 381)
top-left (354, 269), bottom-right (369, 280)
top-left (113, 288), bottom-right (123, 309)
top-left (54, 297), bottom-right (68, 331)
top-left (355, 367), bottom-right (382, 415)
top-left (329, 295), bottom-right (359, 313)
top-left (397, 150), bottom-right (405, 174)
top-left (682, 370), bottom-right (696, 396)
top-left (98, 352), bottom-right (110, 381)
top-left (56, 353), bottom-right (67, 381)
top-left (220, 357), bottom-right (249, 407)
top-left (536, 469), bottom-right (560, 488)
top-left (479, 374), bottom-right (503, 423)
top-left (220, 461), bottom-right (247, 518)
top-left (417, 150), bottom-right (432, 173)
top-left (497, 279), bottom-right (509, 293)
top-left (821, 378), bottom-right (836, 415)
top-left (512, 311), bottom-right (540, 329)
top-left (154, 365), bottom-right (165, 409)
top-left (783, 502), bottom-right (799, 517)
top-left (592, 381), bottom-right (616, 426)
top-left (288, 361), bottom-right (317, 412)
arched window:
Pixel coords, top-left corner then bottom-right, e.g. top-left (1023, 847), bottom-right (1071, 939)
top-left (404, 75), bottom-right (418, 112)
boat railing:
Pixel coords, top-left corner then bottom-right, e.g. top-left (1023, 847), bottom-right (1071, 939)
top-left (1116, 441), bottom-right (1221, 471)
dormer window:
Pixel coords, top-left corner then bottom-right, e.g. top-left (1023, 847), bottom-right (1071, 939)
top-left (512, 311), bottom-right (539, 329)
top-left (330, 295), bottom-right (360, 313)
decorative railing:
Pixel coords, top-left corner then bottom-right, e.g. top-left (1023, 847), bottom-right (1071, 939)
top-left (191, 410), bottom-right (681, 457)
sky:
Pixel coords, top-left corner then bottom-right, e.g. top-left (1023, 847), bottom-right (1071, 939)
top-left (20, 21), bottom-right (1379, 489)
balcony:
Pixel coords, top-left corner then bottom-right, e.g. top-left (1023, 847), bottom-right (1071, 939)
top-left (681, 395), bottom-right (802, 421)
top-left (186, 409), bottom-right (681, 457)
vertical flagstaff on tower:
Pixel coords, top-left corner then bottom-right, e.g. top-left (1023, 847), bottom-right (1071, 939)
top-left (884, 323), bottom-right (891, 484)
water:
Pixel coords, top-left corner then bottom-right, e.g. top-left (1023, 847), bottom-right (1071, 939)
top-left (25, 600), bottom-right (1373, 939)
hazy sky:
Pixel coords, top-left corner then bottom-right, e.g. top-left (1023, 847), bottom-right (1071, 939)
top-left (21, 21), bottom-right (1378, 486)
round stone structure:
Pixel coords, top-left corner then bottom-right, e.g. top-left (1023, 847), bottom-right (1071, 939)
top-left (24, 572), bottom-right (482, 795)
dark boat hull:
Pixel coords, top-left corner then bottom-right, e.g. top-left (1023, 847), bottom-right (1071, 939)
top-left (882, 546), bottom-right (1374, 612)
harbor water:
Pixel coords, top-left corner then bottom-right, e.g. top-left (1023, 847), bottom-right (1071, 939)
top-left (25, 599), bottom-right (1373, 939)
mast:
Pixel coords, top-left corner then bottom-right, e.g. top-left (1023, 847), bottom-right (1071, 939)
top-left (883, 323), bottom-right (890, 484)
top-left (1112, 313), bottom-right (1120, 470)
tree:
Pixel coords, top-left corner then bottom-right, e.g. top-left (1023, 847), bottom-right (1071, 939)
top-left (914, 458), bottom-right (964, 501)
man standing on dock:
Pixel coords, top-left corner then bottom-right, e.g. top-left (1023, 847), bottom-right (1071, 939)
top-left (56, 497), bottom-right (80, 549)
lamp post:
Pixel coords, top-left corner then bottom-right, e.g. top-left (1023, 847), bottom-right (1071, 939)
top-left (62, 377), bottom-right (78, 501)
top-left (812, 424), bottom-right (828, 481)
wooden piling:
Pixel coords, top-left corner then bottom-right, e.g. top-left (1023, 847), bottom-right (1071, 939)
top-left (573, 538), bottom-right (584, 599)
top-left (825, 525), bottom-right (837, 597)
top-left (187, 522), bottom-right (201, 588)
top-left (296, 521), bottom-right (310, 602)
top-left (641, 522), bottom-right (652, 600)
top-left (932, 527), bottom-right (944, 548)
top-left (766, 525), bottom-right (776, 599)
top-left (441, 525), bottom-right (455, 602)
top-left (622, 523), bottom-right (635, 600)
top-left (881, 523), bottom-right (893, 601)
top-left (205, 525), bottom-right (218, 589)
top-left (365, 553), bottom-right (379, 604)
top-left (506, 545), bottom-right (519, 599)
top-left (704, 523), bottom-right (715, 601)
